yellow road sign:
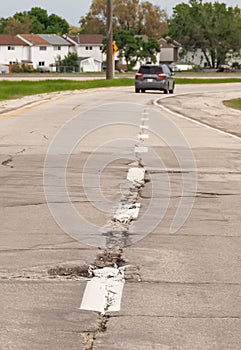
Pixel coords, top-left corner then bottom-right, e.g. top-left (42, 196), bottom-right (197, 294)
top-left (112, 41), bottom-right (118, 55)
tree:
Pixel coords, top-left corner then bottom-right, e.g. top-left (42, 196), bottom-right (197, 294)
top-left (45, 14), bottom-right (69, 34)
top-left (142, 38), bottom-right (160, 63)
top-left (112, 29), bottom-right (160, 70)
top-left (80, 0), bottom-right (168, 38)
top-left (2, 7), bottom-right (70, 35)
top-left (57, 52), bottom-right (78, 67)
top-left (0, 18), bottom-right (8, 33)
top-left (2, 17), bottom-right (32, 35)
top-left (168, 0), bottom-right (241, 68)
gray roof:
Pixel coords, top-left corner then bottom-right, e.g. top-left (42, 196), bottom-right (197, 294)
top-left (39, 34), bottom-right (70, 46)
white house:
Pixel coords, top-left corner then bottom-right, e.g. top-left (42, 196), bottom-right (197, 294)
top-left (0, 33), bottom-right (71, 71)
top-left (65, 34), bottom-right (106, 71)
top-left (0, 34), bottom-right (29, 66)
top-left (18, 34), bottom-right (71, 70)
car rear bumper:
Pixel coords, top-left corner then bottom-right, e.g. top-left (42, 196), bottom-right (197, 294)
top-left (135, 80), bottom-right (167, 90)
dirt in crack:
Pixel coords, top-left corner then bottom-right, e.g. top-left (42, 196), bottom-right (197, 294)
top-left (48, 264), bottom-right (90, 278)
top-left (84, 314), bottom-right (110, 350)
top-left (47, 249), bottom-right (127, 279)
top-left (1, 157), bottom-right (13, 168)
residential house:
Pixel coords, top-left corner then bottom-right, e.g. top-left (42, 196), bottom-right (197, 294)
top-left (65, 34), bottom-right (105, 72)
top-left (0, 34), bottom-right (29, 67)
top-left (18, 34), bottom-right (71, 70)
top-left (115, 36), bottom-right (181, 70)
top-left (158, 37), bottom-right (181, 64)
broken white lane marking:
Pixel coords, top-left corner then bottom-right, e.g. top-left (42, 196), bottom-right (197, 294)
top-left (138, 133), bottom-right (149, 140)
top-left (134, 146), bottom-right (148, 153)
top-left (127, 167), bottom-right (145, 185)
top-left (80, 111), bottom-right (149, 315)
top-left (113, 203), bottom-right (141, 223)
top-left (80, 267), bottom-right (125, 314)
top-left (139, 124), bottom-right (149, 130)
top-left (141, 117), bottom-right (149, 122)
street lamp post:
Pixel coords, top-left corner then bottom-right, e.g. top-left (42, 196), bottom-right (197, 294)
top-left (106, 0), bottom-right (113, 79)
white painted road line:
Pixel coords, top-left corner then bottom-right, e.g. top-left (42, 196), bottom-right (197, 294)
top-left (141, 117), bottom-right (149, 122)
top-left (139, 125), bottom-right (149, 129)
top-left (80, 275), bottom-right (125, 313)
top-left (80, 111), bottom-right (149, 315)
top-left (135, 146), bottom-right (148, 153)
top-left (138, 133), bottom-right (149, 140)
top-left (154, 97), bottom-right (241, 141)
top-left (127, 167), bottom-right (145, 185)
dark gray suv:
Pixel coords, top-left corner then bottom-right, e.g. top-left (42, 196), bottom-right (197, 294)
top-left (135, 64), bottom-right (175, 94)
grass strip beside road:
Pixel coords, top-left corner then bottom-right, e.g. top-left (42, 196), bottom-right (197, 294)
top-left (223, 98), bottom-right (241, 110)
top-left (0, 78), bottom-right (134, 101)
top-left (1, 77), bottom-right (241, 106)
top-left (175, 77), bottom-right (241, 84)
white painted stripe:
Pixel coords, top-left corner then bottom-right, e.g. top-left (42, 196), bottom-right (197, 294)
top-left (141, 117), bottom-right (149, 122)
top-left (80, 277), bottom-right (125, 313)
top-left (127, 167), bottom-right (145, 184)
top-left (138, 133), bottom-right (149, 140)
top-left (114, 203), bottom-right (141, 221)
top-left (154, 96), bottom-right (241, 141)
top-left (139, 125), bottom-right (149, 129)
top-left (135, 146), bottom-right (148, 153)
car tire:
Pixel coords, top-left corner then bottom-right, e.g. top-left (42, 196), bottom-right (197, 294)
top-left (163, 89), bottom-right (168, 94)
top-left (135, 88), bottom-right (140, 93)
top-left (169, 83), bottom-right (175, 94)
top-left (141, 89), bottom-right (146, 93)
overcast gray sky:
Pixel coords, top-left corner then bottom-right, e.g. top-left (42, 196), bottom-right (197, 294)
top-left (0, 0), bottom-right (240, 26)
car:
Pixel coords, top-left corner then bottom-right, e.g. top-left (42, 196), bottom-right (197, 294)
top-left (135, 64), bottom-right (175, 94)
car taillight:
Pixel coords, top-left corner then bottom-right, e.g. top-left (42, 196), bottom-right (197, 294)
top-left (157, 73), bottom-right (167, 78)
top-left (135, 73), bottom-right (143, 79)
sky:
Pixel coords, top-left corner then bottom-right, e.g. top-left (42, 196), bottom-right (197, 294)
top-left (0, 0), bottom-right (240, 26)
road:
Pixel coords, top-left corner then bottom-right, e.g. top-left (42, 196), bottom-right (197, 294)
top-left (0, 83), bottom-right (241, 349)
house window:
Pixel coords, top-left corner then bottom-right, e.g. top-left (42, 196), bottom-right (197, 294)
top-left (39, 46), bottom-right (47, 51)
top-left (85, 46), bottom-right (93, 50)
top-left (100, 46), bottom-right (103, 51)
top-left (9, 61), bottom-right (16, 64)
top-left (38, 61), bottom-right (45, 66)
top-left (54, 46), bottom-right (61, 51)
top-left (8, 46), bottom-right (15, 50)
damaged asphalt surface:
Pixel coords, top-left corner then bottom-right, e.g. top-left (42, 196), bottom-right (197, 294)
top-left (0, 83), bottom-right (241, 349)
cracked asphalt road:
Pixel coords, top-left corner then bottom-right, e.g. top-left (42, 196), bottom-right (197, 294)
top-left (0, 84), bottom-right (241, 349)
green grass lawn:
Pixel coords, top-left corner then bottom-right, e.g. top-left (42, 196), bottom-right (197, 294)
top-left (0, 78), bottom-right (133, 101)
top-left (223, 98), bottom-right (241, 110)
top-left (0, 76), bottom-right (241, 110)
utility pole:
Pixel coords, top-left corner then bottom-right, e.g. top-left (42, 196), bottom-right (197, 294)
top-left (106, 0), bottom-right (113, 79)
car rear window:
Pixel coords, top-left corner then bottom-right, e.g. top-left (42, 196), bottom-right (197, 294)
top-left (139, 66), bottom-right (163, 74)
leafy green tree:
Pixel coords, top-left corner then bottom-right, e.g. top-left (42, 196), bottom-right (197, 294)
top-left (3, 7), bottom-right (70, 35)
top-left (80, 0), bottom-right (168, 38)
top-left (142, 38), bottom-right (160, 63)
top-left (45, 14), bottom-right (69, 34)
top-left (113, 29), bottom-right (160, 70)
top-left (0, 18), bottom-right (8, 33)
top-left (168, 0), bottom-right (241, 68)
top-left (57, 52), bottom-right (78, 67)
